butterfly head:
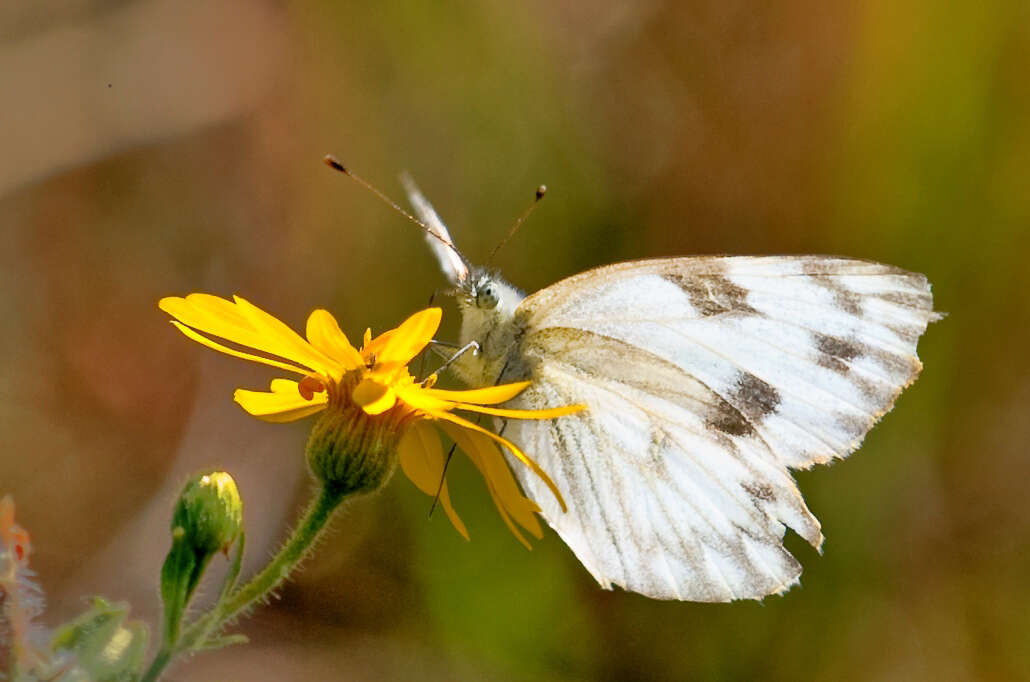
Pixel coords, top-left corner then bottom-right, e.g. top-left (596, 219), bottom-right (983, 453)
top-left (455, 267), bottom-right (523, 317)
top-left (397, 175), bottom-right (527, 380)
top-left (439, 267), bottom-right (524, 384)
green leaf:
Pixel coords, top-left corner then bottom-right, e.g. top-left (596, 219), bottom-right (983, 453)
top-left (50, 597), bottom-right (148, 682)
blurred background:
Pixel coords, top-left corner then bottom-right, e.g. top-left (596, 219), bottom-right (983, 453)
top-left (2, 0), bottom-right (1028, 679)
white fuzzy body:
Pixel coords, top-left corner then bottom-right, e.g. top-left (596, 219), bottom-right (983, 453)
top-left (449, 278), bottom-right (526, 386)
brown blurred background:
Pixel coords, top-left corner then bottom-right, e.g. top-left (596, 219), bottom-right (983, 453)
top-left (2, 0), bottom-right (1028, 679)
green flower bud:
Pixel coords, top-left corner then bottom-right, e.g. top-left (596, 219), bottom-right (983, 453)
top-left (305, 404), bottom-right (401, 496)
top-left (171, 472), bottom-right (243, 555)
top-left (160, 472), bottom-right (243, 647)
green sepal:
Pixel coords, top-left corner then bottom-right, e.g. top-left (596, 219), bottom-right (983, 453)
top-left (170, 530), bottom-right (249, 655)
top-left (159, 534), bottom-right (208, 647)
top-left (195, 633), bottom-right (249, 652)
top-left (216, 529), bottom-right (246, 603)
top-left (49, 596), bottom-right (148, 682)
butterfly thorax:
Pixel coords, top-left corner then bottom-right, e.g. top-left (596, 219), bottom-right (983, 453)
top-left (451, 270), bottom-right (526, 386)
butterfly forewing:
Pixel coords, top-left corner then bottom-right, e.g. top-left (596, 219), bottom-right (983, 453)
top-left (497, 256), bottom-right (937, 600)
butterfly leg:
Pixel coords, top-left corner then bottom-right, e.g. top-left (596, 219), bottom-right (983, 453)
top-left (422, 340), bottom-right (480, 382)
top-left (429, 440), bottom-right (459, 519)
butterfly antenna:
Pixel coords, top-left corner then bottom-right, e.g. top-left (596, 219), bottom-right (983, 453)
top-left (324, 154), bottom-right (459, 255)
top-left (486, 184), bottom-right (547, 267)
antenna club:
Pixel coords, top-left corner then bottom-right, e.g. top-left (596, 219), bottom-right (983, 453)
top-left (324, 155), bottom-right (347, 173)
top-left (485, 183), bottom-right (548, 266)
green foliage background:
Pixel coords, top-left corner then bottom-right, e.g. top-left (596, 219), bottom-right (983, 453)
top-left (2, 0), bottom-right (1027, 679)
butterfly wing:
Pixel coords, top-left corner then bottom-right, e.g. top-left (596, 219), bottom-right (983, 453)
top-left (401, 173), bottom-right (469, 286)
top-left (499, 256), bottom-right (938, 600)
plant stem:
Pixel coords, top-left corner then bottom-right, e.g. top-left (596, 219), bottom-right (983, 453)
top-left (139, 647), bottom-right (172, 682)
top-left (140, 485), bottom-right (346, 681)
top-left (213, 485), bottom-right (346, 622)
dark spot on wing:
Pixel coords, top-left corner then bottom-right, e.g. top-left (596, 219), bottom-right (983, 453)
top-left (814, 333), bottom-right (863, 375)
top-left (663, 273), bottom-right (757, 317)
top-left (705, 398), bottom-right (755, 437)
top-left (834, 411), bottom-right (872, 444)
top-left (883, 322), bottom-right (922, 345)
top-left (815, 334), bottom-right (862, 362)
top-left (811, 275), bottom-right (863, 315)
top-left (796, 257), bottom-right (908, 277)
top-left (742, 481), bottom-right (775, 503)
top-left (875, 290), bottom-right (932, 309)
top-left (866, 346), bottom-right (919, 377)
top-left (797, 258), bottom-right (841, 275)
top-left (732, 373), bottom-right (781, 421)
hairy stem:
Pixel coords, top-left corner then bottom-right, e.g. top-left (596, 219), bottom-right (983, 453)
top-left (213, 486), bottom-right (345, 621)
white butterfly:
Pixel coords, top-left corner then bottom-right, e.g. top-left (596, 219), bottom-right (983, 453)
top-left (404, 177), bottom-right (940, 602)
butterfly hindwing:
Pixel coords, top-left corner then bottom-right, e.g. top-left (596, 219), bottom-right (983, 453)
top-left (503, 329), bottom-right (822, 600)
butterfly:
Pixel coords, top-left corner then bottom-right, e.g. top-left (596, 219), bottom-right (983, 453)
top-left (401, 178), bottom-right (942, 601)
top-left (325, 157), bottom-right (940, 602)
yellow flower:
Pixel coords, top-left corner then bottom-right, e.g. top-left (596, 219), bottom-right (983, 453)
top-left (159, 294), bottom-right (582, 547)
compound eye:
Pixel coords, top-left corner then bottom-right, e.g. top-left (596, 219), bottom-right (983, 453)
top-left (476, 285), bottom-right (500, 310)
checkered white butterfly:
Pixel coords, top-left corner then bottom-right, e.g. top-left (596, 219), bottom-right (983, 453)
top-left (329, 158), bottom-right (940, 601)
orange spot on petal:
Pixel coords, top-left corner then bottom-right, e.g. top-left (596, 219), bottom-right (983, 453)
top-left (298, 376), bottom-right (326, 401)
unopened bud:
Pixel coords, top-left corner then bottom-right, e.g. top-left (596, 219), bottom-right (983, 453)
top-left (160, 471), bottom-right (243, 646)
top-left (171, 472), bottom-right (243, 555)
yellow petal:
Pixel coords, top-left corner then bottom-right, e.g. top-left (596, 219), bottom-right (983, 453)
top-left (445, 432), bottom-right (531, 549)
top-left (161, 294), bottom-right (342, 376)
top-left (352, 378), bottom-right (397, 414)
top-left (398, 422), bottom-right (446, 495)
top-left (361, 328), bottom-right (394, 357)
top-left (374, 308), bottom-right (442, 368)
top-left (364, 361), bottom-right (411, 385)
top-left (440, 422), bottom-right (542, 541)
top-left (162, 295), bottom-right (309, 366)
top-left (394, 384), bottom-right (454, 413)
top-left (168, 322), bottom-right (310, 375)
top-left (305, 309), bottom-right (364, 370)
top-left (234, 381), bottom-right (328, 422)
top-left (449, 403), bottom-right (586, 420)
top-left (160, 294), bottom-right (265, 348)
top-left (400, 383), bottom-right (586, 420)
top-left (417, 381), bottom-right (532, 405)
top-left (397, 423), bottom-right (469, 540)
top-left (431, 410), bottom-right (567, 513)
top-left (269, 378), bottom-right (305, 393)
top-left (232, 296), bottom-right (342, 377)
